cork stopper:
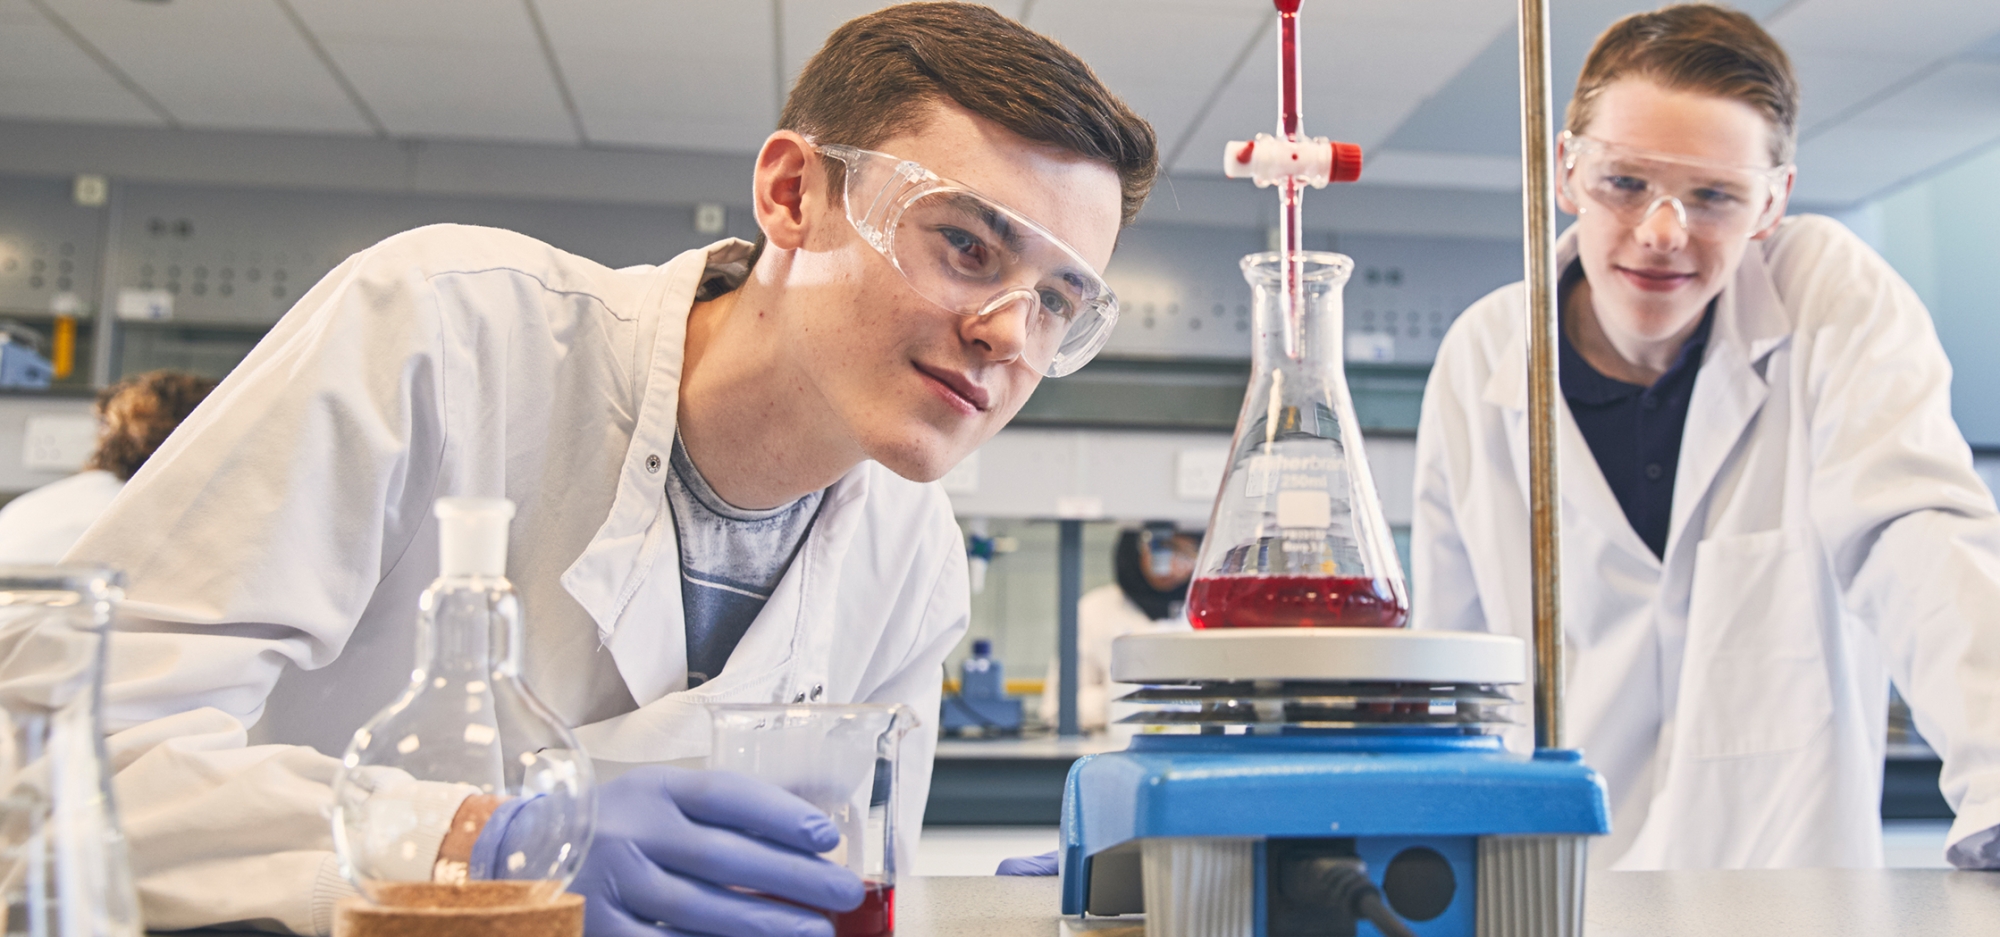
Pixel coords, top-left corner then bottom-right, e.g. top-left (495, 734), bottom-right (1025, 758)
top-left (335, 882), bottom-right (581, 937)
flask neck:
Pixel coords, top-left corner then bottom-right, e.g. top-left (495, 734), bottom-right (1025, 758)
top-left (414, 574), bottom-right (523, 678)
top-left (1246, 253), bottom-right (1349, 373)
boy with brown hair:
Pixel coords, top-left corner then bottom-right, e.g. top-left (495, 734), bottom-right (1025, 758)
top-left (63, 4), bottom-right (1156, 934)
top-left (1415, 3), bottom-right (2000, 871)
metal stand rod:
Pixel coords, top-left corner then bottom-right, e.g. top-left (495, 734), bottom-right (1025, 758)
top-left (1056, 519), bottom-right (1084, 738)
top-left (91, 179), bottom-right (122, 389)
top-left (1517, 0), bottom-right (1565, 751)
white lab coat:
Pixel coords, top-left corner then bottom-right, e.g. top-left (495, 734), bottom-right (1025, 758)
top-left (1040, 584), bottom-right (1190, 732)
top-left (0, 469), bottom-right (123, 563)
top-left (64, 226), bottom-right (969, 935)
top-left (1413, 215), bottom-right (2000, 872)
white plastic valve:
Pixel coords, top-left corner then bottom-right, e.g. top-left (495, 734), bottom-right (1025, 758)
top-left (434, 496), bottom-right (515, 577)
top-left (1222, 132), bottom-right (1362, 188)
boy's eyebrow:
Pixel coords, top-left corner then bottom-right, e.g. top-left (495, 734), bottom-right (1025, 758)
top-left (941, 193), bottom-right (1026, 254)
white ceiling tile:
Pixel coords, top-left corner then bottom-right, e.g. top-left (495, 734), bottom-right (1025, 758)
top-left (780, 0), bottom-right (1032, 95)
top-left (1362, 150), bottom-right (1519, 191)
top-left (1028, 1), bottom-right (1270, 160)
top-left (288, 0), bottom-right (575, 144)
top-left (318, 41), bottom-right (576, 143)
top-left (1767, 0), bottom-right (2000, 59)
top-left (1769, 0), bottom-right (2000, 138)
top-left (537, 0), bottom-right (775, 152)
top-left (0, 0), bottom-right (158, 125)
top-left (1788, 51), bottom-right (1929, 136)
top-left (1170, 1), bottom-right (1514, 176)
top-left (39, 0), bottom-right (371, 134)
top-left (1793, 61), bottom-right (2000, 204)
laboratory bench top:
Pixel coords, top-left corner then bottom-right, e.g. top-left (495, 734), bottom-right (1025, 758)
top-left (887, 869), bottom-right (2000, 936)
top-left (934, 734), bottom-right (1127, 760)
top-left (148, 869), bottom-right (2000, 935)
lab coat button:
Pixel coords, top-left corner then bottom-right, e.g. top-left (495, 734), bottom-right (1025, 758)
top-left (811, 684), bottom-right (824, 701)
top-left (646, 454), bottom-right (662, 473)
top-left (792, 692), bottom-right (808, 703)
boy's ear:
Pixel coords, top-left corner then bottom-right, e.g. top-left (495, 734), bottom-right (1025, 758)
top-left (753, 132), bottom-right (818, 251)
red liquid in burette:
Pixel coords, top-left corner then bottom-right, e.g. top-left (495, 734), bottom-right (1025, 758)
top-left (1186, 575), bottom-right (1408, 629)
top-left (832, 881), bottom-right (894, 937)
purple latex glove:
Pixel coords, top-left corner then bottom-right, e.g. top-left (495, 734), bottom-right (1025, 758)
top-left (996, 850), bottom-right (1060, 876)
top-left (566, 766), bottom-right (864, 937)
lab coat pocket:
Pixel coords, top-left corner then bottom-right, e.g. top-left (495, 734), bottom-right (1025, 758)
top-left (1684, 529), bottom-right (1834, 759)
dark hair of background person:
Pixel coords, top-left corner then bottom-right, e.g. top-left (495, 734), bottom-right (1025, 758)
top-left (1115, 529), bottom-right (1187, 622)
top-left (1568, 3), bottom-right (1800, 165)
top-left (88, 370), bottom-right (219, 481)
top-left (781, 1), bottom-right (1159, 227)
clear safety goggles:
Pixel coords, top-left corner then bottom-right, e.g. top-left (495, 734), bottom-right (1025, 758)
top-left (816, 143), bottom-right (1119, 378)
top-left (1560, 132), bottom-right (1791, 241)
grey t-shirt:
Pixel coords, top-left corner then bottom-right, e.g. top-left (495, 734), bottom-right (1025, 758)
top-left (665, 432), bottom-right (824, 687)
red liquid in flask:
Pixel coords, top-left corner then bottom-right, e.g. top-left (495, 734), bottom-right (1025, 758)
top-left (831, 881), bottom-right (894, 937)
top-left (1187, 575), bottom-right (1408, 629)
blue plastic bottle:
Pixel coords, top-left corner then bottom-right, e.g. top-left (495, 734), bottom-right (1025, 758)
top-left (961, 638), bottom-right (1004, 700)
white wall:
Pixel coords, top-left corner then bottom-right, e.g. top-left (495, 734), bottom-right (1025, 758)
top-left (944, 427), bottom-right (1416, 527)
top-left (1869, 142), bottom-right (2000, 448)
top-left (0, 396), bottom-right (97, 496)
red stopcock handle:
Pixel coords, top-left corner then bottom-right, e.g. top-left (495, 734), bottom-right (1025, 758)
top-left (1224, 0), bottom-right (1362, 188)
top-left (1224, 135), bottom-right (1362, 187)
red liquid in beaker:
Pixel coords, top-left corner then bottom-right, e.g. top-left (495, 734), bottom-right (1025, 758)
top-left (1187, 575), bottom-right (1407, 629)
top-left (832, 881), bottom-right (894, 937)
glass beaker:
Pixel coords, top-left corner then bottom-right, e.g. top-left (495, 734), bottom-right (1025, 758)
top-left (330, 499), bottom-right (594, 908)
top-left (0, 566), bottom-right (142, 937)
top-left (708, 704), bottom-right (912, 937)
top-left (1187, 252), bottom-right (1409, 628)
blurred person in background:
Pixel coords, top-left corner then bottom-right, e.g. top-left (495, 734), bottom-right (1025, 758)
top-left (0, 369), bottom-right (216, 563)
top-left (1041, 523), bottom-right (1198, 733)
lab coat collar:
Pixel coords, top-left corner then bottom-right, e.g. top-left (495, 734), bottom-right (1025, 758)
top-left (1481, 225), bottom-right (1579, 415)
top-left (1478, 224), bottom-right (1796, 567)
top-left (1664, 233), bottom-right (1792, 555)
top-left (558, 239), bottom-right (754, 707)
top-left (570, 464), bottom-right (876, 766)
top-left (1479, 225), bottom-right (1791, 413)
top-left (1477, 227), bottom-right (1660, 563)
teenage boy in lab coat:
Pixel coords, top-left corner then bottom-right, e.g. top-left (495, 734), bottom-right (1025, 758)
top-left (1414, 3), bottom-right (2000, 871)
top-left (56, 5), bottom-right (1157, 935)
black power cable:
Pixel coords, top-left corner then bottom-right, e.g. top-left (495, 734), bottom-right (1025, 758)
top-left (1282, 856), bottom-right (1419, 937)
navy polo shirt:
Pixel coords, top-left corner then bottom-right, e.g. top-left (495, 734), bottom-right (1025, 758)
top-left (1560, 275), bottom-right (1714, 559)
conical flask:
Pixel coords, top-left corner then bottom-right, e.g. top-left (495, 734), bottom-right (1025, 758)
top-left (330, 498), bottom-right (595, 906)
top-left (1187, 251), bottom-right (1408, 628)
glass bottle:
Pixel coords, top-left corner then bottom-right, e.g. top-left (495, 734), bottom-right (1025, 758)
top-left (960, 639), bottom-right (1001, 700)
top-left (0, 566), bottom-right (143, 937)
top-left (330, 498), bottom-right (595, 905)
top-left (1186, 252), bottom-right (1409, 629)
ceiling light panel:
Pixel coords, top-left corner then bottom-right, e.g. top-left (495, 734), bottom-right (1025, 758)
top-left (38, 0), bottom-right (370, 134)
top-left (285, 0), bottom-right (576, 144)
top-left (537, 0), bottom-right (775, 152)
top-left (0, 0), bottom-right (158, 124)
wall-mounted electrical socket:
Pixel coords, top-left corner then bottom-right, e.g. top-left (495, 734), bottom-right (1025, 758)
top-left (73, 174), bottom-right (109, 208)
top-left (694, 203), bottom-right (726, 235)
